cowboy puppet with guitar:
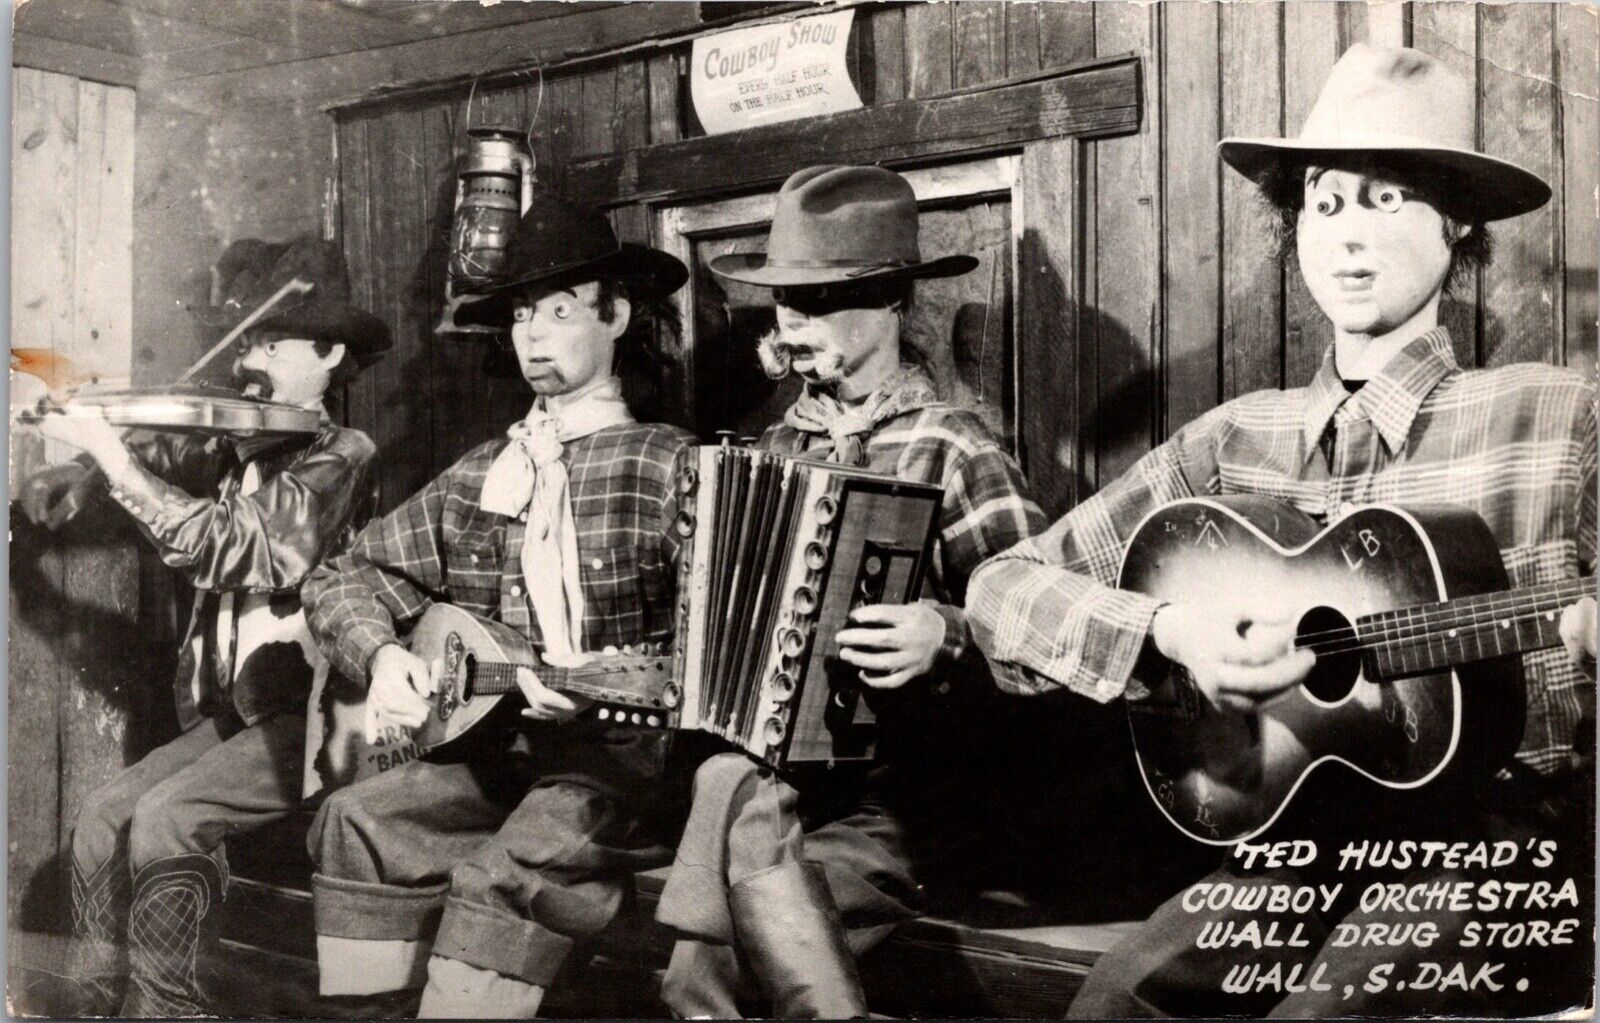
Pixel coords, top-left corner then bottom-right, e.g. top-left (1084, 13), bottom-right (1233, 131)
top-left (968, 44), bottom-right (1596, 1018)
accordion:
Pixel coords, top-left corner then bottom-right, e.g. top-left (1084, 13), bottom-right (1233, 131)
top-left (668, 445), bottom-right (943, 768)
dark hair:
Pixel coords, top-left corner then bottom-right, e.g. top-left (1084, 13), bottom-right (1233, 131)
top-left (240, 326), bottom-right (362, 388)
top-left (1254, 153), bottom-right (1493, 294)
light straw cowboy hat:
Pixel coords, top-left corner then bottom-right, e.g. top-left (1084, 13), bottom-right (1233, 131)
top-left (1219, 42), bottom-right (1550, 221)
top-left (710, 165), bottom-right (978, 287)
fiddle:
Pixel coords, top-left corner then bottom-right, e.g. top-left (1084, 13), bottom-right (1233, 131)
top-left (13, 276), bottom-right (321, 438)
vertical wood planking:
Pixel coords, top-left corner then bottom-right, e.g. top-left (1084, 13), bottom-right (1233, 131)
top-left (1219, 2), bottom-right (1283, 398)
top-left (904, 2), bottom-right (953, 98)
top-left (648, 51), bottom-right (683, 144)
top-left (866, 4), bottom-right (907, 104)
top-left (1091, 2), bottom-right (1161, 486)
top-left (615, 58), bottom-right (650, 156)
top-left (1004, 2), bottom-right (1042, 77)
top-left (1039, 1), bottom-right (1094, 69)
top-left (1479, 3), bottom-right (1559, 366)
top-left (1162, 1), bottom-right (1221, 434)
top-left (1281, 2), bottom-right (1342, 386)
top-left (1558, 4), bottom-right (1598, 373)
top-left (1410, 2), bottom-right (1480, 366)
top-left (1019, 138), bottom-right (1081, 518)
top-left (580, 65), bottom-right (618, 157)
top-left (6, 73), bottom-right (71, 932)
top-left (423, 98), bottom-right (486, 471)
top-left (336, 116), bottom-right (378, 440)
top-left (1350, 1), bottom-right (1408, 48)
top-left (70, 82), bottom-right (135, 385)
top-left (953, 1), bottom-right (1006, 89)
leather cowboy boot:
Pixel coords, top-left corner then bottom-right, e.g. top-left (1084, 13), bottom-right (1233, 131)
top-left (61, 851), bottom-right (132, 1017)
top-left (119, 854), bottom-right (224, 1018)
top-left (728, 861), bottom-right (868, 1019)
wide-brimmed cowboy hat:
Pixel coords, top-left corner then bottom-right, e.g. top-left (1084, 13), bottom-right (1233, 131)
top-left (1219, 42), bottom-right (1550, 221)
top-left (456, 194), bottom-right (688, 327)
top-left (195, 235), bottom-right (392, 367)
top-left (710, 165), bottom-right (978, 288)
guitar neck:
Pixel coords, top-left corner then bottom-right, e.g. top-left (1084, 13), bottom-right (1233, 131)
top-left (1355, 576), bottom-right (1591, 680)
top-left (466, 660), bottom-right (556, 696)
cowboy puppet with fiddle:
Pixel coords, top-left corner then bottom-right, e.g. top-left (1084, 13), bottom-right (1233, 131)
top-left (17, 237), bottom-right (391, 1017)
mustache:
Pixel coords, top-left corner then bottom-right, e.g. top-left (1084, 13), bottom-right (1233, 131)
top-left (755, 329), bottom-right (846, 383)
top-left (235, 366), bottom-right (274, 400)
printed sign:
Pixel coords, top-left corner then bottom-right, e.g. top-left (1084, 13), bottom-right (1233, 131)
top-left (690, 9), bottom-right (862, 136)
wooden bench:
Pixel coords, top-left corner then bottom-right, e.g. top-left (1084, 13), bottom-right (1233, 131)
top-left (210, 738), bottom-right (1214, 1022)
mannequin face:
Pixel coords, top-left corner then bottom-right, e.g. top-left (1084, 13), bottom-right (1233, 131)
top-left (1296, 167), bottom-right (1457, 345)
top-left (771, 281), bottom-right (905, 399)
top-left (235, 335), bottom-right (343, 408)
top-left (508, 281), bottom-right (628, 397)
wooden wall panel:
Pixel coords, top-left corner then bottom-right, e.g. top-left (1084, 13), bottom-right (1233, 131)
top-left (1160, 1), bottom-right (1220, 434)
top-left (328, 2), bottom-right (1597, 512)
top-left (1558, 3), bottom-right (1599, 374)
top-left (1090, 2), bottom-right (1161, 488)
top-left (1219, 2), bottom-right (1284, 399)
top-left (1480, 4), bottom-right (1561, 367)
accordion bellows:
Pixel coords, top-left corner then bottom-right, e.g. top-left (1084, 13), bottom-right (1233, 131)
top-left (669, 444), bottom-right (943, 768)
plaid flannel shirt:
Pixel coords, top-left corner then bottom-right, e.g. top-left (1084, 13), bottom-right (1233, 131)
top-left (762, 404), bottom-right (1045, 659)
top-left (968, 328), bottom-right (1597, 775)
top-left (303, 421), bottom-right (695, 684)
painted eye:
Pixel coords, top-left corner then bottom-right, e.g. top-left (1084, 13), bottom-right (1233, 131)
top-left (551, 301), bottom-right (573, 320)
top-left (262, 342), bottom-right (279, 357)
top-left (512, 304), bottom-right (533, 323)
top-left (1311, 191), bottom-right (1344, 217)
top-left (1371, 186), bottom-right (1406, 214)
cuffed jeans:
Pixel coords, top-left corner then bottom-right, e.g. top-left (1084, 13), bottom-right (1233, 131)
top-left (309, 730), bottom-right (684, 994)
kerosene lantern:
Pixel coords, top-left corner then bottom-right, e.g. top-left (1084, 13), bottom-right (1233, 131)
top-left (435, 124), bottom-right (535, 336)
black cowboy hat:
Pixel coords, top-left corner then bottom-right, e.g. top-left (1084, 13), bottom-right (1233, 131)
top-left (710, 165), bottom-right (976, 287)
top-left (196, 235), bottom-right (392, 367)
top-left (456, 193), bottom-right (688, 328)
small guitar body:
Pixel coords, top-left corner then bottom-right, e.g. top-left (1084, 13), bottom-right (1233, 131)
top-left (1123, 496), bottom-right (1532, 845)
top-left (409, 604), bottom-right (675, 754)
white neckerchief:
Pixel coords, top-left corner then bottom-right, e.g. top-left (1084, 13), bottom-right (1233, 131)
top-left (480, 375), bottom-right (634, 665)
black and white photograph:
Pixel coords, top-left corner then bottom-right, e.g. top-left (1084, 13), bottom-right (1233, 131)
top-left (6, 0), bottom-right (1597, 1017)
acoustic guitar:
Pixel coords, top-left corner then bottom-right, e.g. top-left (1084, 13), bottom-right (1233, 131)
top-left (1121, 496), bottom-right (1588, 845)
top-left (409, 604), bottom-right (675, 754)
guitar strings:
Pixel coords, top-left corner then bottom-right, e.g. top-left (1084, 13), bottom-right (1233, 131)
top-left (1287, 577), bottom-right (1589, 649)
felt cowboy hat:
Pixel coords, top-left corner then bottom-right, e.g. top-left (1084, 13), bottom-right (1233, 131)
top-left (710, 165), bottom-right (978, 287)
top-left (196, 235), bottom-right (392, 367)
top-left (1219, 42), bottom-right (1550, 221)
top-left (456, 193), bottom-right (688, 326)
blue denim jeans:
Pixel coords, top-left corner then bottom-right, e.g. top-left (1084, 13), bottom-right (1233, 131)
top-left (309, 726), bottom-right (686, 987)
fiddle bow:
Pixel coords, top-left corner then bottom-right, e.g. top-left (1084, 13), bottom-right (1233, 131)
top-left (16, 277), bottom-right (322, 438)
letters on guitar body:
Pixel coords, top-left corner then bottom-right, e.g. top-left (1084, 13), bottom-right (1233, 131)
top-left (409, 604), bottom-right (675, 754)
top-left (1122, 496), bottom-right (1587, 846)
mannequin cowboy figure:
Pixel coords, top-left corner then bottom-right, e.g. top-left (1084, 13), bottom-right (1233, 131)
top-left (19, 236), bottom-right (391, 1017)
top-left (968, 43), bottom-right (1597, 1019)
top-left (300, 194), bottom-right (702, 1019)
top-left (653, 165), bottom-right (1044, 1018)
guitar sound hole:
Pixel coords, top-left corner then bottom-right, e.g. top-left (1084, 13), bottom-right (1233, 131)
top-left (461, 654), bottom-right (476, 701)
top-left (1297, 605), bottom-right (1361, 705)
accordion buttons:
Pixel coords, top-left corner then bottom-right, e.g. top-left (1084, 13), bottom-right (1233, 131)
top-left (804, 542), bottom-right (829, 571)
top-left (780, 629), bottom-right (807, 657)
top-left (592, 557), bottom-right (604, 571)
top-left (662, 683), bottom-right (682, 709)
top-left (675, 511), bottom-right (696, 538)
top-left (792, 586), bottom-right (818, 615)
top-left (771, 672), bottom-right (795, 700)
top-left (678, 468), bottom-right (698, 494)
top-left (763, 716), bottom-right (786, 745)
top-left (814, 495), bottom-right (838, 525)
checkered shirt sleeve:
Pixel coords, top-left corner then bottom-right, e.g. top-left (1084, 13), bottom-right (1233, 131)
top-left (967, 406), bottom-right (1225, 702)
top-left (302, 444), bottom-right (476, 683)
